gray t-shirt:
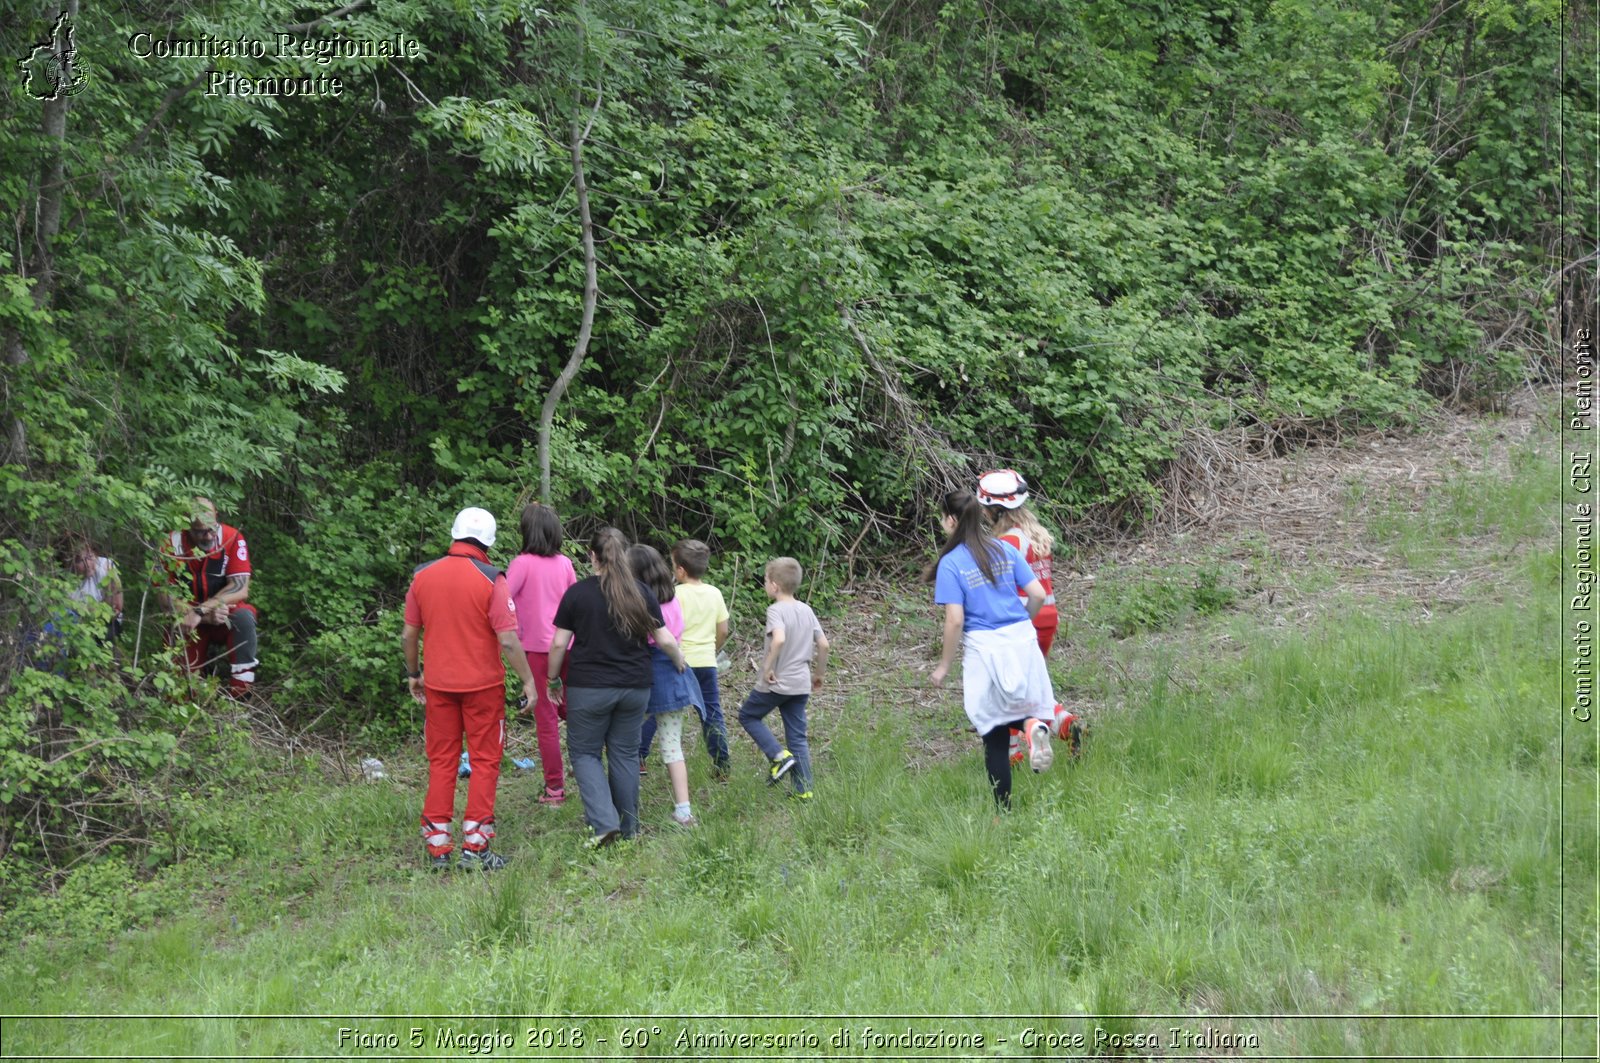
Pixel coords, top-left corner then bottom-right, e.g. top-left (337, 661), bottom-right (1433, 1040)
top-left (67, 556), bottom-right (116, 604)
top-left (755, 598), bottom-right (824, 695)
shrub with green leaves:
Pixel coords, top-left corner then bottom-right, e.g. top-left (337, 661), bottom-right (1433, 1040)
top-left (1091, 562), bottom-right (1241, 638)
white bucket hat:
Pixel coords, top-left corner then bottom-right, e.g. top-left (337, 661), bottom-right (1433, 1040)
top-left (976, 469), bottom-right (1030, 509)
top-left (450, 506), bottom-right (497, 547)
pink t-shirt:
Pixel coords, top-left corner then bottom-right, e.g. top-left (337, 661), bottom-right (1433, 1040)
top-left (506, 552), bottom-right (578, 652)
top-left (648, 597), bottom-right (685, 646)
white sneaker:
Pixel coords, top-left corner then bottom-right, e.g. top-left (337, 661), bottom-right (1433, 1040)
top-left (1028, 719), bottom-right (1054, 773)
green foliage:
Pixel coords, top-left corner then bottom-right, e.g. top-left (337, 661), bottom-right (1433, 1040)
top-left (5, 858), bottom-right (136, 939)
top-left (1090, 561), bottom-right (1241, 637)
top-left (0, 543), bottom-right (254, 890)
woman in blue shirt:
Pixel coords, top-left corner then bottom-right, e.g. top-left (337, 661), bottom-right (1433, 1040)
top-left (927, 490), bottom-right (1058, 808)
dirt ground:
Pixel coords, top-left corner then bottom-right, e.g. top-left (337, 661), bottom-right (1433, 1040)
top-left (1116, 385), bottom-right (1555, 613)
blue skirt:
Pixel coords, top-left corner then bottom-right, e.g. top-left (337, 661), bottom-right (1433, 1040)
top-left (646, 646), bottom-right (707, 717)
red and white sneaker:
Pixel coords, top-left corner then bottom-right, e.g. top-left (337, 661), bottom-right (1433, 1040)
top-left (1053, 707), bottom-right (1084, 758)
top-left (1065, 716), bottom-right (1084, 757)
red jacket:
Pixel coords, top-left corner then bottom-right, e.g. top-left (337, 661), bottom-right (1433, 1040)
top-left (997, 529), bottom-right (1057, 630)
top-left (404, 542), bottom-right (518, 692)
top-left (167, 524), bottom-right (252, 605)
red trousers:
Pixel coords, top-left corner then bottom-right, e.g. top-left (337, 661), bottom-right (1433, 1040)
top-left (1009, 615), bottom-right (1062, 755)
top-left (525, 651), bottom-right (568, 791)
top-left (1033, 610), bottom-right (1059, 656)
top-left (421, 685), bottom-right (504, 854)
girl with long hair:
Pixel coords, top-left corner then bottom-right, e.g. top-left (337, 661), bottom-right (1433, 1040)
top-left (547, 527), bottom-right (688, 846)
top-left (627, 544), bottom-right (705, 827)
top-left (926, 490), bottom-right (1058, 809)
top-left (976, 470), bottom-right (1059, 653)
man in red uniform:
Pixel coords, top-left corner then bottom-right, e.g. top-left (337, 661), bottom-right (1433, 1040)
top-left (402, 507), bottom-right (536, 871)
top-left (166, 497), bottom-right (258, 697)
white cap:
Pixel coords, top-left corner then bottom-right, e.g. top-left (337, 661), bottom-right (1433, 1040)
top-left (976, 469), bottom-right (1030, 509)
top-left (450, 507), bottom-right (497, 547)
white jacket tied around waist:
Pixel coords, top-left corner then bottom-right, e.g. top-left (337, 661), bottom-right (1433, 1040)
top-left (960, 619), bottom-right (1056, 734)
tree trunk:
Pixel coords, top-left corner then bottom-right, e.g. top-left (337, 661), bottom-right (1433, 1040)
top-left (4, 0), bottom-right (78, 467)
top-left (538, 85), bottom-right (602, 501)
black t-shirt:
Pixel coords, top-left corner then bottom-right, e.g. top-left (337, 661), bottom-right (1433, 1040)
top-left (553, 576), bottom-right (663, 689)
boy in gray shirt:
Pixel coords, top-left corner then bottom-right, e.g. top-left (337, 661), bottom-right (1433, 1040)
top-left (737, 557), bottom-right (830, 799)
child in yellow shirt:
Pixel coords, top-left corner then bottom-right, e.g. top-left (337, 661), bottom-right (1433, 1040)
top-left (670, 539), bottom-right (732, 774)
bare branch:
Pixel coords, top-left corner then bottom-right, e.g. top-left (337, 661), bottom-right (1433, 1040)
top-left (282, 0), bottom-right (372, 35)
top-left (538, 82), bottom-right (604, 500)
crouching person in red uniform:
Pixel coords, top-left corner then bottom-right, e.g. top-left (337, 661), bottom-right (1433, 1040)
top-left (402, 507), bottom-right (536, 872)
top-left (166, 497), bottom-right (259, 697)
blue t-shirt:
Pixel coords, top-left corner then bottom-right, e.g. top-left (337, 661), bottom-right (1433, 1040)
top-left (933, 540), bottom-right (1036, 631)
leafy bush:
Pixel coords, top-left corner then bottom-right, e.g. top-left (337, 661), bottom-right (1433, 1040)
top-left (0, 545), bottom-right (249, 894)
top-left (1091, 562), bottom-right (1241, 638)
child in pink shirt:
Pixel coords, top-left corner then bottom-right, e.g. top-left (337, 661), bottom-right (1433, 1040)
top-left (506, 503), bottom-right (578, 803)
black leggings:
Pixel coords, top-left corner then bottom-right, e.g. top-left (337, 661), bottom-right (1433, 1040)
top-left (982, 720), bottom-right (1032, 809)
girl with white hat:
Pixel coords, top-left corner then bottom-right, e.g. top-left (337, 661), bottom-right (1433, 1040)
top-left (976, 469), bottom-right (1084, 761)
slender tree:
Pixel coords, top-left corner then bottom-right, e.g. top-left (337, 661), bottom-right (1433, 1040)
top-left (5, 0), bottom-right (79, 467)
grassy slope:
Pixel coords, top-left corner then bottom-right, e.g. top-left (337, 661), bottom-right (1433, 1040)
top-left (1, 405), bottom-right (1591, 1060)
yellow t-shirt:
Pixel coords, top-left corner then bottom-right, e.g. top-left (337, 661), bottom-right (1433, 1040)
top-left (675, 581), bottom-right (729, 668)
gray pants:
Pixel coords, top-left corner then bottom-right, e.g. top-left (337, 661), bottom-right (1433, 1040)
top-left (564, 686), bottom-right (649, 838)
top-left (226, 607), bottom-right (258, 679)
top-left (194, 607), bottom-right (258, 686)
